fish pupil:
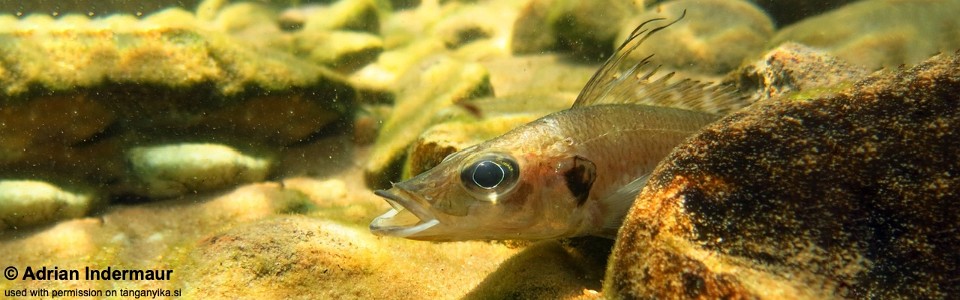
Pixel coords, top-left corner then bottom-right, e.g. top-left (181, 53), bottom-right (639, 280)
top-left (471, 161), bottom-right (505, 189)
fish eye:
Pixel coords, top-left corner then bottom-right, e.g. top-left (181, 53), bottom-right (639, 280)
top-left (470, 161), bottom-right (506, 188)
top-left (460, 153), bottom-right (519, 200)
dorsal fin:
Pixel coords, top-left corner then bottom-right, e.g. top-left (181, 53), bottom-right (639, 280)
top-left (572, 10), bottom-right (750, 115)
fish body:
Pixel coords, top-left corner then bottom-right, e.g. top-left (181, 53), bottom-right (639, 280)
top-left (371, 104), bottom-right (719, 240)
top-left (370, 12), bottom-right (747, 241)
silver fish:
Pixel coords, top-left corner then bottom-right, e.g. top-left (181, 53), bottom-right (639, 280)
top-left (370, 12), bottom-right (748, 241)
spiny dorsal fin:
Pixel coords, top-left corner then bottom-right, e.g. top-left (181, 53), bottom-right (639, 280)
top-left (572, 10), bottom-right (750, 115)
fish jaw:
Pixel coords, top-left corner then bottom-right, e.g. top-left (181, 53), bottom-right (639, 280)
top-left (369, 187), bottom-right (440, 238)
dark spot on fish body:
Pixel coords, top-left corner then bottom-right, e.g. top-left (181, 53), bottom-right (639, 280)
top-left (563, 155), bottom-right (596, 206)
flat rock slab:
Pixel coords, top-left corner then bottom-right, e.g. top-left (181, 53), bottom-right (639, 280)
top-left (0, 9), bottom-right (354, 202)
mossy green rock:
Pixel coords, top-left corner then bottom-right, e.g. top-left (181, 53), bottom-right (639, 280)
top-left (0, 7), bottom-right (354, 200)
top-left (608, 53), bottom-right (960, 299)
top-left (771, 0), bottom-right (960, 70)
top-left (296, 30), bottom-right (384, 73)
top-left (0, 9), bottom-right (347, 95)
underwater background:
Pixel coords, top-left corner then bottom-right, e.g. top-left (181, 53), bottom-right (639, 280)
top-left (0, 0), bottom-right (958, 298)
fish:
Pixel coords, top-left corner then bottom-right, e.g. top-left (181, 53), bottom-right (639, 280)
top-left (369, 11), bottom-right (749, 241)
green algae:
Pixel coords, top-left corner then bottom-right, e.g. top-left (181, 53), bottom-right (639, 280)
top-left (785, 82), bottom-right (855, 102)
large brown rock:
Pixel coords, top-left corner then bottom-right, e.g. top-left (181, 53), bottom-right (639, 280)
top-left (607, 53), bottom-right (960, 299)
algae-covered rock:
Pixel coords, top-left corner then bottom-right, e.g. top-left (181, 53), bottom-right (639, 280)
top-left (0, 8), bottom-right (350, 95)
top-left (620, 0), bottom-right (773, 75)
top-left (364, 55), bottom-right (492, 188)
top-left (607, 53), bottom-right (960, 299)
top-left (349, 39), bottom-right (447, 93)
top-left (0, 180), bottom-right (96, 230)
top-left (512, 0), bottom-right (642, 62)
top-left (299, 0), bottom-right (385, 34)
top-left (771, 0), bottom-right (960, 70)
top-left (296, 30), bottom-right (384, 73)
top-left (0, 8), bottom-right (355, 198)
top-left (729, 42), bottom-right (868, 102)
top-left (127, 144), bottom-right (271, 198)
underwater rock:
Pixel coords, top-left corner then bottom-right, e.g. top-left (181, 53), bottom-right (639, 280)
top-left (0, 152), bottom-right (523, 299)
top-left (206, 2), bottom-right (288, 50)
top-left (770, 0), bottom-right (960, 70)
top-left (299, 0), bottom-right (384, 34)
top-left (0, 95), bottom-right (114, 164)
top-left (429, 0), bottom-right (524, 58)
top-left (349, 39), bottom-right (448, 93)
top-left (295, 30), bottom-right (384, 73)
top-left (207, 2), bottom-right (277, 34)
top-left (181, 215), bottom-right (521, 299)
top-left (364, 55), bottom-right (492, 188)
top-left (480, 54), bottom-right (597, 99)
top-left (607, 53), bottom-right (960, 298)
top-left (729, 42), bottom-right (868, 103)
top-left (512, 0), bottom-right (642, 62)
top-left (619, 0), bottom-right (773, 75)
top-left (198, 94), bottom-right (346, 145)
top-left (745, 0), bottom-right (858, 27)
top-left (352, 103), bottom-right (393, 145)
top-left (0, 8), bottom-right (351, 95)
top-left (184, 216), bottom-right (387, 298)
top-left (465, 239), bottom-right (610, 300)
top-left (0, 8), bottom-right (354, 198)
top-left (0, 180), bottom-right (95, 230)
top-left (127, 144), bottom-right (271, 198)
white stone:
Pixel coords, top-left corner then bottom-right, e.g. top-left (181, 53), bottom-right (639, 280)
top-left (128, 143), bottom-right (271, 198)
top-left (0, 180), bottom-right (94, 230)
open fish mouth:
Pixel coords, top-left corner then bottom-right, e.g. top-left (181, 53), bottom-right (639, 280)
top-left (370, 188), bottom-right (439, 237)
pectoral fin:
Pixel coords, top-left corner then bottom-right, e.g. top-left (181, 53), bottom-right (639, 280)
top-left (602, 173), bottom-right (650, 234)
